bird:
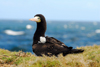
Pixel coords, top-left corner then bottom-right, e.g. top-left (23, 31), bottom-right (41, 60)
top-left (29, 14), bottom-right (84, 56)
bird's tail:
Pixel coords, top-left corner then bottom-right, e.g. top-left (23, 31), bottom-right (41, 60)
top-left (63, 49), bottom-right (84, 56)
top-left (70, 49), bottom-right (84, 54)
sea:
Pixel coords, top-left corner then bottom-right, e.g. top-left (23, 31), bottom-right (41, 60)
top-left (0, 20), bottom-right (100, 53)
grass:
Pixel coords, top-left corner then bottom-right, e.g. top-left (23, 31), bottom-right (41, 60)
top-left (0, 45), bottom-right (100, 67)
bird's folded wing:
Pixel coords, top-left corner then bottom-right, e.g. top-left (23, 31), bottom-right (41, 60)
top-left (45, 36), bottom-right (73, 49)
top-left (45, 36), bottom-right (64, 44)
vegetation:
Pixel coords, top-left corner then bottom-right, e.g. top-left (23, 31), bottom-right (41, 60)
top-left (0, 45), bottom-right (100, 67)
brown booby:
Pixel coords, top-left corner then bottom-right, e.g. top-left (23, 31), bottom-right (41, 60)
top-left (29, 14), bottom-right (84, 56)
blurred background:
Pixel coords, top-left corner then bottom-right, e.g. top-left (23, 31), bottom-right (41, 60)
top-left (0, 0), bottom-right (100, 53)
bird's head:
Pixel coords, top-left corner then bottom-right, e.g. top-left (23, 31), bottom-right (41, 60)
top-left (29, 14), bottom-right (46, 23)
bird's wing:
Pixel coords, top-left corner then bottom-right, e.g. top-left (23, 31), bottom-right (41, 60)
top-left (46, 36), bottom-right (65, 45)
top-left (45, 36), bottom-right (72, 49)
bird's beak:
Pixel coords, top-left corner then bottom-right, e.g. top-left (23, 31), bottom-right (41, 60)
top-left (29, 18), bottom-right (37, 21)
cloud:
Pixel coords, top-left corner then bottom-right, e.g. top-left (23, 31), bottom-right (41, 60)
top-left (87, 2), bottom-right (98, 9)
top-left (0, 1), bottom-right (14, 6)
top-left (0, 1), bottom-right (24, 7)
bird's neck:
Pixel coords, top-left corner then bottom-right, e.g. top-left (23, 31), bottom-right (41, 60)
top-left (33, 22), bottom-right (46, 44)
top-left (35, 23), bottom-right (46, 36)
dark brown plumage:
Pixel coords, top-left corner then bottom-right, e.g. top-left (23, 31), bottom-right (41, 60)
top-left (30, 14), bottom-right (84, 56)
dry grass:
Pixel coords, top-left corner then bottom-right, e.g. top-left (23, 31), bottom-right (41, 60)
top-left (0, 45), bottom-right (100, 67)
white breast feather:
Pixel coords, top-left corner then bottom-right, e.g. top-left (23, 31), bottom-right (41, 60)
top-left (39, 36), bottom-right (46, 43)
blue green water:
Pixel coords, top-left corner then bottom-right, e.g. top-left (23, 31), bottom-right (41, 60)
top-left (0, 20), bottom-right (100, 53)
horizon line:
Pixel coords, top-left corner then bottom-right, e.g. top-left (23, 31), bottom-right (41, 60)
top-left (0, 19), bottom-right (100, 22)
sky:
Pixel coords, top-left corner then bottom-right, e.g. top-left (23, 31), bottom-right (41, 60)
top-left (0, 0), bottom-right (100, 21)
